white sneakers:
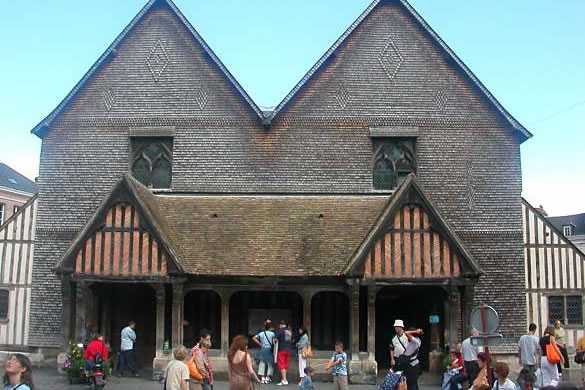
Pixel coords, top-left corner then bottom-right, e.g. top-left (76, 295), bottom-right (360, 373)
top-left (277, 380), bottom-right (289, 386)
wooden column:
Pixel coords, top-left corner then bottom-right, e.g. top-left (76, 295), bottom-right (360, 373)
top-left (301, 290), bottom-right (313, 338)
top-left (61, 275), bottom-right (73, 348)
top-left (100, 300), bottom-right (111, 342)
top-left (87, 284), bottom-right (98, 336)
top-left (447, 285), bottom-right (459, 349)
top-left (367, 286), bottom-right (378, 360)
top-left (172, 282), bottom-right (184, 347)
top-left (349, 280), bottom-right (360, 360)
top-left (463, 283), bottom-right (475, 336)
top-left (153, 284), bottom-right (166, 356)
top-left (219, 290), bottom-right (232, 357)
top-left (75, 280), bottom-right (86, 341)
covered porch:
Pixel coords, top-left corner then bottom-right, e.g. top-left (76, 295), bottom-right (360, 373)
top-left (53, 174), bottom-right (481, 383)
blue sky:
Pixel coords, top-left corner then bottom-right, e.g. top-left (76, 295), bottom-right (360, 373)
top-left (0, 0), bottom-right (583, 215)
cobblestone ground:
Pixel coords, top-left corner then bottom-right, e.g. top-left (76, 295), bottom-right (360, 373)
top-left (32, 368), bottom-right (441, 390)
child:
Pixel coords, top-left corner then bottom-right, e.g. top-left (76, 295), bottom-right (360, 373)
top-left (325, 341), bottom-right (348, 390)
top-left (300, 366), bottom-right (315, 390)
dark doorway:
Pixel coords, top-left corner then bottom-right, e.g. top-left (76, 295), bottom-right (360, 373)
top-left (95, 283), bottom-right (156, 369)
top-left (311, 292), bottom-right (349, 351)
top-left (184, 290), bottom-right (221, 349)
top-left (376, 286), bottom-right (446, 370)
top-left (229, 291), bottom-right (303, 342)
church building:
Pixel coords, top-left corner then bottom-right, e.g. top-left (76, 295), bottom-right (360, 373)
top-left (22, 0), bottom-right (532, 381)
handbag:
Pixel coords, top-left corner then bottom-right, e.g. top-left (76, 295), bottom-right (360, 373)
top-left (188, 354), bottom-right (204, 381)
top-left (397, 376), bottom-right (407, 390)
top-left (379, 372), bottom-right (401, 390)
top-left (575, 351), bottom-right (585, 364)
top-left (302, 345), bottom-right (313, 358)
top-left (546, 343), bottom-right (561, 364)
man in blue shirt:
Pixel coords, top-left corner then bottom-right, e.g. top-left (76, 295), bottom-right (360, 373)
top-left (118, 320), bottom-right (138, 377)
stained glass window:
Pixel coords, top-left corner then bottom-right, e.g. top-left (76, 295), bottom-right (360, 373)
top-left (131, 138), bottom-right (173, 188)
top-left (372, 138), bottom-right (416, 190)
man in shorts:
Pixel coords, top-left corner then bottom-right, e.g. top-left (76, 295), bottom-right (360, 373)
top-left (275, 320), bottom-right (293, 386)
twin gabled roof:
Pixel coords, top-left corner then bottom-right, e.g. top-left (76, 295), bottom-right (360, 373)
top-left (32, 0), bottom-right (531, 140)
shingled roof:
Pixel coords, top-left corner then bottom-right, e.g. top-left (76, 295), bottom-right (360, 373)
top-left (57, 174), bottom-right (482, 278)
top-left (32, 0), bottom-right (530, 141)
top-left (0, 163), bottom-right (37, 195)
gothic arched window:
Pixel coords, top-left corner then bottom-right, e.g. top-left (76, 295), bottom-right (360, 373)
top-left (372, 138), bottom-right (416, 190)
top-left (131, 137), bottom-right (173, 188)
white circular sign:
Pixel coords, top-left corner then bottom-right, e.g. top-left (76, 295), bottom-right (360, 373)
top-left (470, 305), bottom-right (499, 334)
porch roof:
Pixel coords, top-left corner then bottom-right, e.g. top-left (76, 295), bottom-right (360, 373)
top-left (58, 174), bottom-right (480, 279)
top-left (153, 195), bottom-right (388, 277)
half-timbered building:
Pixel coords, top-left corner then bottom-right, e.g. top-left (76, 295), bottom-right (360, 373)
top-left (23, 0), bottom-right (533, 381)
top-left (523, 199), bottom-right (585, 347)
top-left (0, 195), bottom-right (37, 348)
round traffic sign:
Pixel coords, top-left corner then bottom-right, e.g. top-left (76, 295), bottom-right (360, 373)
top-left (470, 305), bottom-right (499, 334)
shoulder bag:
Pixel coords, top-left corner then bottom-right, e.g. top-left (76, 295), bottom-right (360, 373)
top-left (546, 343), bottom-right (561, 364)
top-left (302, 345), bottom-right (313, 358)
top-left (188, 353), bottom-right (205, 381)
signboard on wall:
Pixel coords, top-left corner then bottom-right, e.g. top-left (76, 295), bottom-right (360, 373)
top-left (429, 315), bottom-right (440, 324)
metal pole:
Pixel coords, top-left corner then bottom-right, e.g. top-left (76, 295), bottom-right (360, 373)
top-left (479, 304), bottom-right (493, 386)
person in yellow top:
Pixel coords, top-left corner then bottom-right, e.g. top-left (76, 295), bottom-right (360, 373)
top-left (554, 320), bottom-right (570, 372)
top-left (576, 335), bottom-right (585, 388)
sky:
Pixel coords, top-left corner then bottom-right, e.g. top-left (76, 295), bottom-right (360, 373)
top-left (0, 0), bottom-right (583, 216)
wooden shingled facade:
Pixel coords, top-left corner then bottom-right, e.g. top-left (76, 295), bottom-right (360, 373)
top-left (364, 204), bottom-right (460, 279)
top-left (0, 195), bottom-right (37, 346)
top-left (73, 203), bottom-right (168, 277)
top-left (523, 199), bottom-right (585, 345)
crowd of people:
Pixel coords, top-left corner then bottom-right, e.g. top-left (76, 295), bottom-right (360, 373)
top-left (162, 318), bottom-right (323, 390)
top-left (440, 320), bottom-right (585, 390)
top-left (5, 315), bottom-right (585, 390)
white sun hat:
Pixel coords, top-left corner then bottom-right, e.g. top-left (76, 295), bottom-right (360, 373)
top-left (393, 319), bottom-right (404, 328)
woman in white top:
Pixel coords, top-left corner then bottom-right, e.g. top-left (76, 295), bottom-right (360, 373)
top-left (296, 326), bottom-right (310, 384)
top-left (491, 362), bottom-right (516, 390)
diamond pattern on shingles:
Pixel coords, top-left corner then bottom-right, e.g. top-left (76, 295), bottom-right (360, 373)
top-left (194, 89), bottom-right (208, 110)
top-left (145, 39), bottom-right (170, 82)
top-left (465, 163), bottom-right (475, 210)
top-left (103, 89), bottom-right (116, 111)
top-left (378, 37), bottom-right (403, 82)
top-left (335, 83), bottom-right (350, 110)
top-left (434, 87), bottom-right (448, 111)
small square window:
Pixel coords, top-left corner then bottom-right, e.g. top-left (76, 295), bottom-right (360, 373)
top-left (563, 226), bottom-right (572, 237)
top-left (0, 290), bottom-right (8, 320)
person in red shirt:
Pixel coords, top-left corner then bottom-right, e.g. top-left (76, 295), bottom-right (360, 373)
top-left (445, 343), bottom-right (466, 390)
top-left (83, 333), bottom-right (110, 372)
